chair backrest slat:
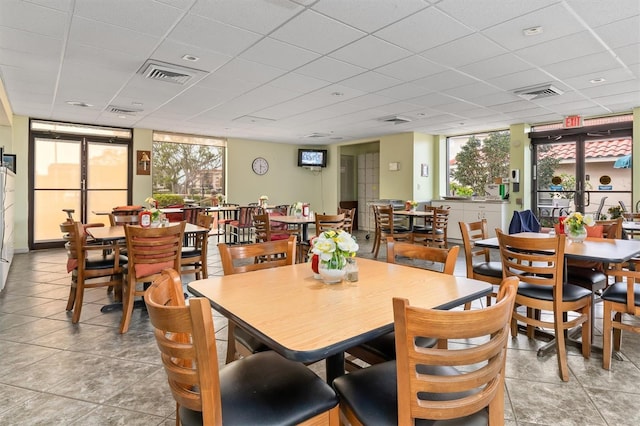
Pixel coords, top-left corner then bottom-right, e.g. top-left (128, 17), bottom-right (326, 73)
top-left (218, 236), bottom-right (297, 274)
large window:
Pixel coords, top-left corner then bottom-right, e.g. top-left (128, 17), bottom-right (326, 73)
top-left (152, 132), bottom-right (226, 206)
top-left (447, 130), bottom-right (510, 197)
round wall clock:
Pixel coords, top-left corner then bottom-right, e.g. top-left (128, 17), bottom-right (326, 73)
top-left (252, 157), bottom-right (269, 175)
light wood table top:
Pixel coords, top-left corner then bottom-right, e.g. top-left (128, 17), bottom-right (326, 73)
top-left (475, 232), bottom-right (640, 263)
top-left (87, 222), bottom-right (208, 242)
top-left (269, 215), bottom-right (315, 240)
top-left (188, 258), bottom-right (491, 380)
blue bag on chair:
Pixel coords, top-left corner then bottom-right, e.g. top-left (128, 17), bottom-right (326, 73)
top-left (508, 210), bottom-right (541, 234)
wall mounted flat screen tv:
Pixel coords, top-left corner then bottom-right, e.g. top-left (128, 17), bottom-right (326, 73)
top-left (298, 149), bottom-right (327, 167)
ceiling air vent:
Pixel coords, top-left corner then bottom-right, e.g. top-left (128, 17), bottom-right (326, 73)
top-left (137, 59), bottom-right (206, 85)
top-left (514, 83), bottom-right (563, 100)
top-left (304, 132), bottom-right (331, 138)
top-left (107, 105), bottom-right (142, 115)
top-left (379, 115), bottom-right (412, 124)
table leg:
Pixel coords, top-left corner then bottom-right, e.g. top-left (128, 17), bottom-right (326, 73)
top-left (325, 352), bottom-right (345, 384)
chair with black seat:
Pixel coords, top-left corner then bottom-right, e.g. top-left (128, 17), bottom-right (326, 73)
top-left (181, 213), bottom-right (214, 280)
top-left (371, 204), bottom-right (412, 258)
top-left (60, 220), bottom-right (126, 323)
top-left (218, 203), bottom-right (239, 243)
top-left (333, 277), bottom-right (519, 426)
top-left (601, 266), bottom-right (640, 370)
top-left (460, 219), bottom-right (503, 308)
top-left (345, 238), bottom-right (459, 369)
top-left (145, 268), bottom-right (339, 426)
top-left (497, 230), bottom-right (591, 381)
top-left (120, 221), bottom-right (185, 333)
top-left (218, 236), bottom-right (297, 363)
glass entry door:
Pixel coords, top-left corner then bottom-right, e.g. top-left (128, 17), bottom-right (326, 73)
top-left (533, 129), bottom-right (632, 227)
top-left (31, 134), bottom-right (131, 249)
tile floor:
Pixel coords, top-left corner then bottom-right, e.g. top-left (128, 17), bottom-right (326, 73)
top-left (0, 230), bottom-right (639, 425)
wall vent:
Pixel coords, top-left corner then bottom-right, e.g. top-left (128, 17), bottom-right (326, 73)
top-left (137, 59), bottom-right (206, 85)
top-left (514, 84), bottom-right (563, 100)
top-left (379, 115), bottom-right (412, 124)
top-left (304, 132), bottom-right (331, 138)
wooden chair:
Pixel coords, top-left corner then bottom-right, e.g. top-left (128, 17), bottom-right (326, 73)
top-left (601, 266), bottom-right (640, 370)
top-left (460, 219), bottom-right (503, 307)
top-left (218, 203), bottom-right (239, 243)
top-left (314, 213), bottom-right (345, 235)
top-left (181, 213), bottom-right (214, 280)
top-left (333, 277), bottom-right (519, 425)
top-left (144, 269), bottom-right (339, 426)
top-left (414, 206), bottom-right (449, 248)
top-left (229, 206), bottom-right (260, 244)
top-left (338, 207), bottom-right (356, 233)
top-left (119, 221), bottom-right (185, 333)
top-left (253, 212), bottom-right (295, 242)
top-left (218, 236), bottom-right (297, 362)
top-left (345, 238), bottom-right (460, 368)
top-left (371, 204), bottom-right (412, 258)
top-left (60, 221), bottom-right (126, 323)
top-left (496, 230), bottom-right (591, 381)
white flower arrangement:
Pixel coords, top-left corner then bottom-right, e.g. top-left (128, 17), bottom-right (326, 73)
top-left (144, 197), bottom-right (161, 221)
top-left (259, 195), bottom-right (269, 201)
top-left (311, 230), bottom-right (359, 270)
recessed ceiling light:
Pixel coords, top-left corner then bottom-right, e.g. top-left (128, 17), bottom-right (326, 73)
top-left (331, 92), bottom-right (344, 97)
top-left (590, 77), bottom-right (606, 84)
top-left (523, 26), bottom-right (543, 36)
top-left (417, 112), bottom-right (426, 117)
top-left (132, 101), bottom-right (143, 106)
top-left (182, 54), bottom-right (199, 62)
top-left (66, 101), bottom-right (93, 107)
top-left (118, 115), bottom-right (128, 119)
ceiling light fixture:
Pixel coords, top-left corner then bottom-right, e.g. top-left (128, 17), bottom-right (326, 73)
top-left (331, 92), bottom-right (344, 97)
top-left (523, 26), bottom-right (543, 36)
top-left (66, 101), bottom-right (93, 107)
top-left (590, 77), bottom-right (606, 84)
top-left (182, 54), bottom-right (200, 62)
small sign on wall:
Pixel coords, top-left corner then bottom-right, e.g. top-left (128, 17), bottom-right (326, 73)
top-left (137, 150), bottom-right (151, 175)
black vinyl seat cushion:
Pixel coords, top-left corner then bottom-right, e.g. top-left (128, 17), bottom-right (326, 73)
top-left (179, 351), bottom-right (338, 426)
top-left (332, 361), bottom-right (488, 426)
top-left (472, 261), bottom-right (503, 278)
top-left (234, 326), bottom-right (270, 354)
top-left (180, 247), bottom-right (202, 259)
top-left (357, 332), bottom-right (437, 362)
top-left (85, 254), bottom-right (127, 271)
top-left (601, 282), bottom-right (640, 306)
top-left (566, 266), bottom-right (607, 290)
top-left (518, 282), bottom-right (592, 302)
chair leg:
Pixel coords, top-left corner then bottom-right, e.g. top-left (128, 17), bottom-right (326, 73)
top-left (602, 302), bottom-right (613, 369)
top-left (66, 274), bottom-right (77, 311)
top-left (613, 312), bottom-right (623, 351)
top-left (225, 321), bottom-right (238, 364)
top-left (71, 277), bottom-right (84, 324)
top-left (488, 375), bottom-right (505, 426)
top-left (581, 303), bottom-right (591, 360)
top-left (119, 276), bottom-right (135, 334)
top-left (554, 314), bottom-right (570, 382)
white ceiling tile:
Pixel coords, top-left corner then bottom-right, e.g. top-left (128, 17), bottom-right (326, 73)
top-left (436, 0), bottom-right (559, 30)
top-left (168, 14), bottom-right (262, 57)
top-left (488, 68), bottom-right (561, 91)
top-left (412, 70), bottom-right (478, 92)
top-left (458, 53), bottom-right (533, 80)
top-left (190, 0), bottom-right (303, 35)
top-left (74, 0), bottom-right (183, 37)
top-left (375, 7), bottom-right (473, 53)
top-left (69, 16), bottom-right (158, 57)
top-left (515, 31), bottom-right (606, 67)
top-left (564, 68), bottom-right (636, 91)
top-left (240, 37), bottom-right (320, 69)
top-left (329, 36), bottom-right (412, 69)
top-left (613, 43), bottom-right (640, 65)
top-left (0, 27), bottom-right (62, 58)
top-left (338, 72), bottom-right (401, 92)
top-left (443, 82), bottom-right (501, 100)
top-left (201, 58), bottom-right (285, 88)
top-left (376, 55), bottom-right (446, 81)
top-left (594, 15), bottom-right (640, 49)
top-left (270, 9), bottom-right (366, 55)
top-left (543, 51), bottom-right (623, 80)
top-left (296, 57), bottom-right (366, 82)
top-left (565, 0), bottom-right (640, 28)
top-left (482, 3), bottom-right (585, 51)
top-left (311, 0), bottom-right (428, 33)
top-left (420, 34), bottom-right (507, 68)
top-left (471, 92), bottom-right (522, 107)
top-left (152, 39), bottom-right (232, 73)
top-left (374, 83), bottom-right (432, 100)
top-left (269, 72), bottom-right (331, 93)
top-left (0, 0), bottom-right (68, 38)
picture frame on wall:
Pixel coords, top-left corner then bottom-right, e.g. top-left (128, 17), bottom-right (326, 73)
top-left (3, 154), bottom-right (16, 173)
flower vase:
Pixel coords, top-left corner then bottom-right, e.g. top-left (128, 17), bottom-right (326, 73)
top-left (318, 263), bottom-right (346, 284)
top-left (567, 226), bottom-right (587, 243)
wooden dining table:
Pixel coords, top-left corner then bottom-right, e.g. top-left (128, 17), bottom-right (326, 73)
top-left (86, 222), bottom-right (209, 242)
top-left (395, 209), bottom-right (433, 231)
top-left (187, 258), bottom-right (492, 383)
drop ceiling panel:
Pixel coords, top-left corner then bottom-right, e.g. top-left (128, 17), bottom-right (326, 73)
top-left (190, 0), bottom-right (303, 35)
top-left (419, 33), bottom-right (507, 68)
top-left (0, 27), bottom-right (63, 58)
top-left (240, 37), bottom-right (320, 69)
top-left (152, 39), bottom-right (233, 73)
top-left (374, 83), bottom-right (432, 101)
top-left (413, 70), bottom-right (478, 92)
top-left (542, 51), bottom-right (623, 80)
top-left (167, 14), bottom-right (262, 57)
top-left (565, 0), bottom-right (640, 27)
top-left (514, 31), bottom-right (606, 67)
top-left (375, 7), bottom-right (474, 53)
top-left (270, 9), bottom-right (365, 55)
top-left (375, 55), bottom-right (446, 81)
top-left (69, 17), bottom-right (159, 57)
top-left (0, 0), bottom-right (68, 37)
top-left (458, 53), bottom-right (533, 80)
top-left (329, 36), bottom-right (412, 69)
top-left (268, 72), bottom-right (330, 94)
top-left (338, 72), bottom-right (401, 93)
top-left (595, 15), bottom-right (640, 49)
top-left (296, 57), bottom-right (366, 82)
top-left (313, 0), bottom-right (428, 33)
top-left (488, 68), bottom-right (559, 91)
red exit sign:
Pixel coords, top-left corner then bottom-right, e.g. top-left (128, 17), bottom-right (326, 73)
top-left (564, 115), bottom-right (583, 128)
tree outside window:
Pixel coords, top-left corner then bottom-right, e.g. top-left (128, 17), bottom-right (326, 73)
top-left (448, 131), bottom-right (510, 196)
